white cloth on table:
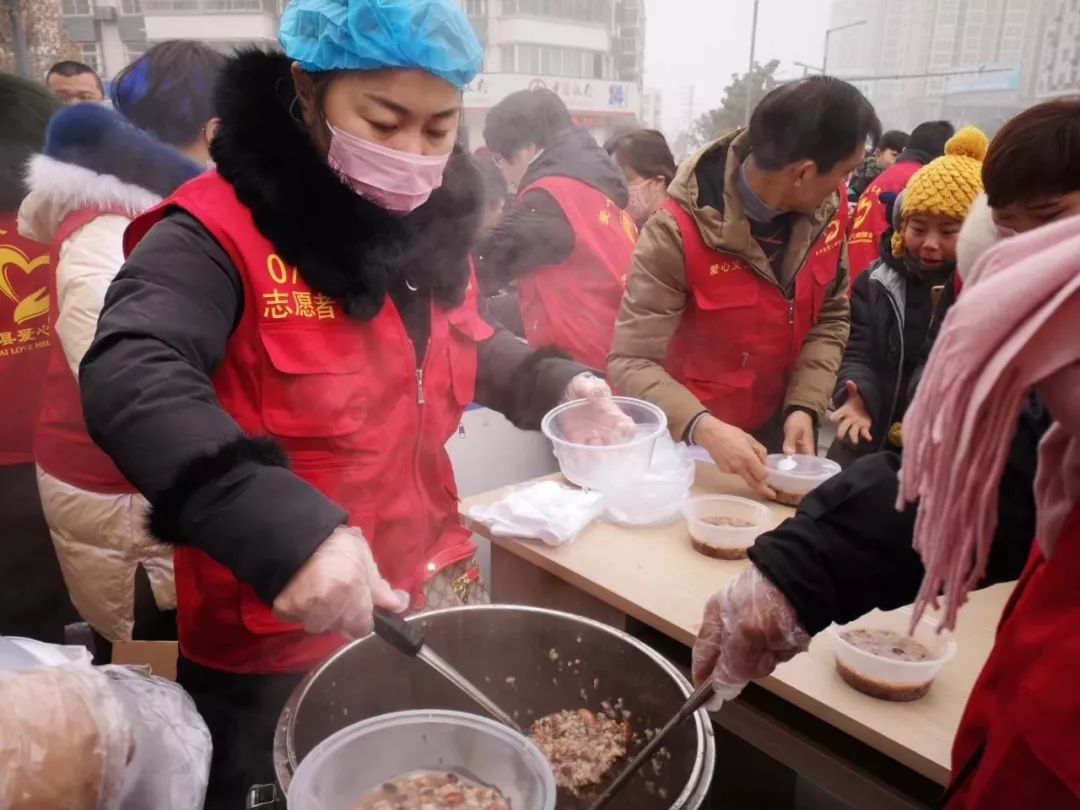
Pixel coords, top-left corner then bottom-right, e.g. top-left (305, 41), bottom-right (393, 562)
top-left (468, 480), bottom-right (605, 546)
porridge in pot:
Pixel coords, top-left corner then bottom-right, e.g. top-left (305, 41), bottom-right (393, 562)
top-left (353, 771), bottom-right (510, 809)
top-left (528, 709), bottom-right (633, 797)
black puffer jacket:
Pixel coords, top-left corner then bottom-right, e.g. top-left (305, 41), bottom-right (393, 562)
top-left (828, 253), bottom-right (957, 466)
top-left (79, 50), bottom-right (586, 605)
top-left (750, 395), bottom-right (1050, 635)
top-left (474, 126), bottom-right (628, 295)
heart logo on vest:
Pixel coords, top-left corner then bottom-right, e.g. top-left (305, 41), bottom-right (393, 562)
top-left (0, 243), bottom-right (50, 325)
top-left (853, 196), bottom-right (872, 230)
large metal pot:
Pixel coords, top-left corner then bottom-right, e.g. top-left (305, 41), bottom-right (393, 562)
top-left (272, 605), bottom-right (715, 808)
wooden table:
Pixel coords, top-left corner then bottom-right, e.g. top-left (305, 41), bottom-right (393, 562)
top-left (462, 463), bottom-right (1012, 809)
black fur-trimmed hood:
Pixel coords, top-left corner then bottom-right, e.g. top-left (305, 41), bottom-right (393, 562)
top-left (210, 49), bottom-right (483, 320)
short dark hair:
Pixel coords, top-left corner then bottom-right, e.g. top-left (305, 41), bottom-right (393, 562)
top-left (749, 76), bottom-right (881, 173)
top-left (0, 74), bottom-right (61, 210)
top-left (879, 129), bottom-right (910, 153)
top-left (111, 40), bottom-right (226, 147)
top-left (46, 60), bottom-right (104, 95)
top-left (907, 121), bottom-right (955, 157)
top-left (604, 128), bottom-right (677, 183)
top-left (983, 98), bottom-right (1080, 209)
top-left (472, 153), bottom-right (509, 213)
top-left (483, 89), bottom-right (572, 159)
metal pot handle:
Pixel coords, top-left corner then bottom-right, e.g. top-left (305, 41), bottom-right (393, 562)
top-left (246, 784), bottom-right (284, 809)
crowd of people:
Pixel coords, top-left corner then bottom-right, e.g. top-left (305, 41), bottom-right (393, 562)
top-left (1, 0), bottom-right (1079, 806)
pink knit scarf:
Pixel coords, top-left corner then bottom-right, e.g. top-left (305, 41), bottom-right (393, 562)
top-left (898, 214), bottom-right (1080, 631)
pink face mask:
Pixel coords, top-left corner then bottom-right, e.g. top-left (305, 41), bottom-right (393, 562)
top-left (327, 124), bottom-right (449, 214)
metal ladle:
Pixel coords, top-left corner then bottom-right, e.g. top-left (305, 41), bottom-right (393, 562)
top-left (372, 608), bottom-right (524, 734)
top-left (588, 680), bottom-right (715, 810)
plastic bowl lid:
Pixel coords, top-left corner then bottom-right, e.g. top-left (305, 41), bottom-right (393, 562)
top-left (765, 454), bottom-right (840, 478)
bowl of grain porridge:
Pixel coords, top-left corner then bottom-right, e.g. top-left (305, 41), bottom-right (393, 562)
top-left (682, 495), bottom-right (770, 560)
top-left (764, 454), bottom-right (841, 506)
top-left (830, 609), bottom-right (958, 702)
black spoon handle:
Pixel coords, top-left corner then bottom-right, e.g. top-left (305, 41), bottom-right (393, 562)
top-left (373, 607), bottom-right (425, 657)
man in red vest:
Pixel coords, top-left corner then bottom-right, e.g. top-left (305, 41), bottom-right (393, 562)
top-left (610, 77), bottom-right (880, 494)
top-left (476, 89), bottom-right (637, 370)
top-left (847, 120), bottom-right (955, 280)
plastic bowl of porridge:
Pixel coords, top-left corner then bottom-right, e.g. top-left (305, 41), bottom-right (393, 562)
top-left (542, 397), bottom-right (667, 492)
top-left (765, 454), bottom-right (841, 506)
top-left (286, 709), bottom-right (556, 810)
top-left (682, 496), bottom-right (769, 560)
top-left (830, 610), bottom-right (958, 702)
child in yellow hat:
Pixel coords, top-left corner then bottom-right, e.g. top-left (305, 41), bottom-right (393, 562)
top-left (828, 126), bottom-right (989, 466)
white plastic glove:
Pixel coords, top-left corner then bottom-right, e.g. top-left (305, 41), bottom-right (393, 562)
top-left (273, 526), bottom-right (400, 638)
top-left (560, 374), bottom-right (636, 446)
top-left (692, 566), bottom-right (811, 710)
top-left (0, 664), bottom-right (134, 809)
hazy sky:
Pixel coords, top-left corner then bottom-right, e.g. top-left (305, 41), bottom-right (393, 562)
top-left (643, 0), bottom-right (831, 133)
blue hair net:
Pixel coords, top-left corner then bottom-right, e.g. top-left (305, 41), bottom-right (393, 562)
top-left (280, 0), bottom-right (482, 90)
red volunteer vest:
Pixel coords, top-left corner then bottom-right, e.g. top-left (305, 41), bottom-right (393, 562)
top-left (515, 176), bottom-right (637, 369)
top-left (945, 508), bottom-right (1080, 808)
top-left (124, 172), bottom-right (494, 674)
top-left (0, 214), bottom-right (51, 466)
top-left (663, 197), bottom-right (846, 433)
top-left (847, 161), bottom-right (922, 281)
top-left (34, 209), bottom-right (134, 493)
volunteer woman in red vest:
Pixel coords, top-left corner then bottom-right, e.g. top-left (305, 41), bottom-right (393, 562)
top-left (19, 43), bottom-right (223, 664)
top-left (605, 128), bottom-right (678, 228)
top-left (0, 75), bottom-right (75, 643)
top-left (78, 0), bottom-right (629, 804)
top-left (475, 89), bottom-right (638, 370)
top-left (610, 77), bottom-right (879, 495)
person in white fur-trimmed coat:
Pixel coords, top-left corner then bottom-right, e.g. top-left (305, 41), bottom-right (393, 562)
top-left (17, 41), bottom-right (224, 659)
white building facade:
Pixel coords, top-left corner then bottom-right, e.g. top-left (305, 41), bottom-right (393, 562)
top-left (61, 0), bottom-right (281, 79)
top-left (60, 0), bottom-right (646, 141)
top-left (459, 0), bottom-right (645, 150)
top-left (826, 0), bottom-right (1049, 134)
top-left (641, 86), bottom-right (663, 130)
top-left (1037, 0), bottom-right (1080, 97)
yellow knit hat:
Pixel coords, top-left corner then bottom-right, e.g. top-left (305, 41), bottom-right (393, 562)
top-left (891, 126), bottom-right (989, 258)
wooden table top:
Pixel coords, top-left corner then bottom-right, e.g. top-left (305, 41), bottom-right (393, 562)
top-left (461, 462), bottom-right (1011, 785)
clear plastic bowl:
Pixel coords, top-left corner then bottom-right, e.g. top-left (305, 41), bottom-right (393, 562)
top-left (830, 610), bottom-right (958, 702)
top-left (541, 396), bottom-right (667, 491)
top-left (287, 709), bottom-right (556, 810)
top-left (765, 454), bottom-right (841, 505)
top-left (603, 474), bottom-right (691, 527)
top-left (681, 495), bottom-right (769, 559)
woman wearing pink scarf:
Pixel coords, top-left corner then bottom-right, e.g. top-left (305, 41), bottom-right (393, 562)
top-left (896, 211), bottom-right (1080, 807)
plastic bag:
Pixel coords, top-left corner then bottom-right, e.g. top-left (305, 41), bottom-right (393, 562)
top-left (0, 646), bottom-right (211, 810)
top-left (0, 663), bottom-right (133, 810)
top-left (105, 665), bottom-right (212, 810)
top-left (602, 435), bottom-right (696, 527)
